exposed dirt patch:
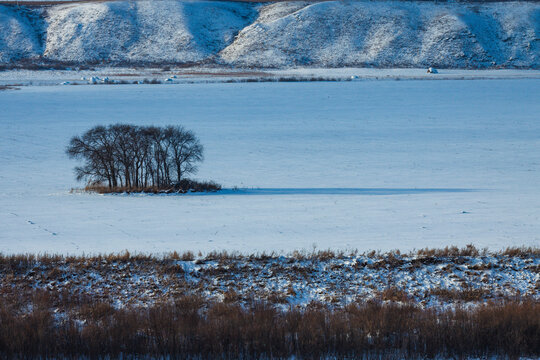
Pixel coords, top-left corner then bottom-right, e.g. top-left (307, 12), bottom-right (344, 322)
top-left (179, 71), bottom-right (272, 77)
top-left (0, 84), bottom-right (21, 91)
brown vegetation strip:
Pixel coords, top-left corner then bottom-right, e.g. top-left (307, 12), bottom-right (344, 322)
top-left (0, 0), bottom-right (116, 6)
top-left (0, 245), bottom-right (538, 309)
top-left (0, 85), bottom-right (21, 91)
top-left (0, 246), bottom-right (538, 358)
top-left (82, 179), bottom-right (222, 194)
top-left (0, 0), bottom-right (520, 6)
top-left (0, 290), bottom-right (538, 359)
top-left (179, 71), bottom-right (272, 77)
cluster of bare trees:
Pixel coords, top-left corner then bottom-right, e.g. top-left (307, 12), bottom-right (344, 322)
top-left (66, 124), bottom-right (204, 191)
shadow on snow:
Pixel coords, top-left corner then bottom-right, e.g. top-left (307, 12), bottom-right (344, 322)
top-left (193, 188), bottom-right (477, 196)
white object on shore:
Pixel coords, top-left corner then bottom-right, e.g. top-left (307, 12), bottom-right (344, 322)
top-left (427, 67), bottom-right (438, 74)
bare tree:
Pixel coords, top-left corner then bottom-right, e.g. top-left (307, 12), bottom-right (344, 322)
top-left (66, 126), bottom-right (117, 188)
top-left (66, 124), bottom-right (206, 192)
top-left (164, 126), bottom-right (204, 184)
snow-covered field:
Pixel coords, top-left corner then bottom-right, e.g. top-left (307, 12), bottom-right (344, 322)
top-left (1, 75), bottom-right (540, 254)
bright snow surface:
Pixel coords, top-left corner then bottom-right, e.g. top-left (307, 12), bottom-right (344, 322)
top-left (1, 76), bottom-right (539, 254)
top-left (0, 0), bottom-right (539, 68)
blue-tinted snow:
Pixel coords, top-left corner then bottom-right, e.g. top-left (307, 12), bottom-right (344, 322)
top-left (1, 78), bottom-right (539, 254)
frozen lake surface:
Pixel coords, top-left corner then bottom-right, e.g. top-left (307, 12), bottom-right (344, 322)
top-left (1, 78), bottom-right (539, 254)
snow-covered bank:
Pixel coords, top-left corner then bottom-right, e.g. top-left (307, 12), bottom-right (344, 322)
top-left (3, 249), bottom-right (538, 309)
top-left (0, 0), bottom-right (539, 68)
top-left (1, 67), bottom-right (540, 87)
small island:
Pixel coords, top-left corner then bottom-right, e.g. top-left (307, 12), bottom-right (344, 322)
top-left (67, 124), bottom-right (220, 193)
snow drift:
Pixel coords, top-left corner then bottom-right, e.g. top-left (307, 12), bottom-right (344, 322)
top-left (0, 0), bottom-right (538, 68)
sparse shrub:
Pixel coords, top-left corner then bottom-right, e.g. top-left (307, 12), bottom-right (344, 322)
top-left (378, 286), bottom-right (411, 302)
top-left (429, 284), bottom-right (493, 302)
top-left (173, 179), bottom-right (221, 193)
top-left (416, 244), bottom-right (480, 257)
top-left (180, 251), bottom-right (195, 261)
top-left (502, 246), bottom-right (540, 258)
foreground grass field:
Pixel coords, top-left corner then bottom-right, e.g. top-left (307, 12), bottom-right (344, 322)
top-left (2, 245), bottom-right (538, 308)
top-left (0, 246), bottom-right (538, 358)
top-left (1, 294), bottom-right (538, 359)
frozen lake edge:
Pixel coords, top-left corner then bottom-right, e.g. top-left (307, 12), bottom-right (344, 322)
top-left (1, 72), bottom-right (539, 255)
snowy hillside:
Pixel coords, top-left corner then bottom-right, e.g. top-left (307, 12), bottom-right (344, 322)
top-left (44, 1), bottom-right (255, 63)
top-left (221, 1), bottom-right (540, 68)
top-left (0, 5), bottom-right (41, 63)
top-left (0, 0), bottom-right (538, 68)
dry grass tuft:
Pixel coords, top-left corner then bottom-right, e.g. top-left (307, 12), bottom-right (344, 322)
top-left (501, 246), bottom-right (540, 258)
top-left (428, 284), bottom-right (494, 302)
top-left (378, 286), bottom-right (412, 303)
top-left (416, 244), bottom-right (482, 257)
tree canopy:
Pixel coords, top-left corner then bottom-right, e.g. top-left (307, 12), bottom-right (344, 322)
top-left (66, 124), bottom-right (204, 190)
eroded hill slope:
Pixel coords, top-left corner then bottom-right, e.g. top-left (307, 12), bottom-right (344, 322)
top-left (0, 0), bottom-right (538, 68)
